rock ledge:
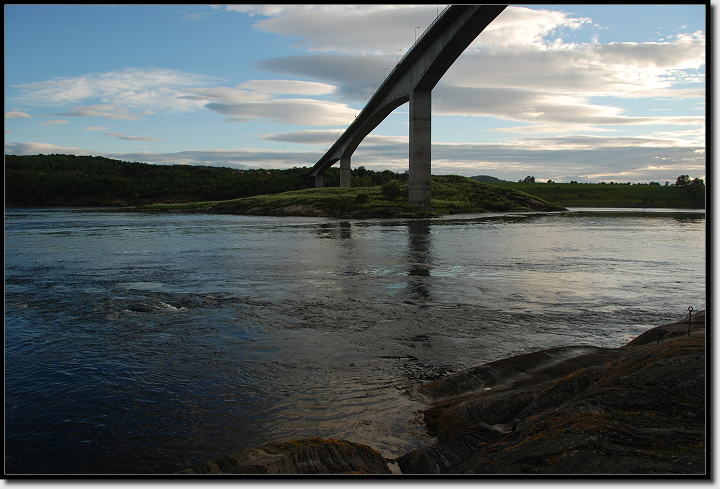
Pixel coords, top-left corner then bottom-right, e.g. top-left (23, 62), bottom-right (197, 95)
top-left (177, 312), bottom-right (706, 475)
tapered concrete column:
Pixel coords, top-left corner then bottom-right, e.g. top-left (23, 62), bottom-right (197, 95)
top-left (340, 156), bottom-right (352, 188)
top-left (409, 90), bottom-right (432, 209)
top-left (315, 175), bottom-right (324, 188)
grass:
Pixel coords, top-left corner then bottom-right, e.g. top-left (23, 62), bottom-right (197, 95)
top-left (493, 182), bottom-right (699, 208)
top-left (174, 175), bottom-right (568, 217)
top-left (134, 177), bottom-right (702, 216)
top-left (203, 185), bottom-right (415, 217)
top-left (139, 201), bottom-right (225, 210)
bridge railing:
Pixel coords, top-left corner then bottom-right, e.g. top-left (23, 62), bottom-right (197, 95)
top-left (398, 4), bottom-right (453, 68)
top-left (316, 4), bottom-right (454, 167)
top-left (364, 5), bottom-right (453, 114)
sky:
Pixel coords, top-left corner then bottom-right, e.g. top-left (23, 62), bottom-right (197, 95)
top-left (4, 4), bottom-right (707, 184)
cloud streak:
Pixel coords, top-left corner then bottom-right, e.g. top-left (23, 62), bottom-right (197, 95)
top-left (102, 132), bottom-right (164, 142)
top-left (13, 68), bottom-right (217, 112)
top-left (5, 132), bottom-right (704, 184)
top-left (5, 111), bottom-right (31, 118)
top-left (39, 119), bottom-right (70, 125)
top-left (244, 5), bottom-right (704, 137)
top-left (49, 104), bottom-right (153, 120)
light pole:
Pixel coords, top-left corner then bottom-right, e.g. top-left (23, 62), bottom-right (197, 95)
top-left (384, 67), bottom-right (388, 79)
top-left (371, 84), bottom-right (376, 95)
top-left (397, 48), bottom-right (402, 64)
top-left (415, 26), bottom-right (421, 43)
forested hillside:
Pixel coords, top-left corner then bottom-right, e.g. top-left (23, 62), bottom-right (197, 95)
top-left (5, 154), bottom-right (703, 209)
top-left (4, 154), bottom-right (402, 207)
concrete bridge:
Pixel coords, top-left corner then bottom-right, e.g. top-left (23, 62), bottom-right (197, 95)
top-left (305, 4), bottom-right (507, 209)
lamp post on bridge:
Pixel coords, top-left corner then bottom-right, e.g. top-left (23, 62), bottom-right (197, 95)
top-left (415, 26), bottom-right (421, 43)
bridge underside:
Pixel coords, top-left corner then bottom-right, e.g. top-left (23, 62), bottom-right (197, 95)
top-left (306, 5), bottom-right (508, 210)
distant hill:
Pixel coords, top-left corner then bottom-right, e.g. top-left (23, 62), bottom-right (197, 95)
top-left (469, 175), bottom-right (506, 183)
top-left (4, 154), bottom-right (400, 207)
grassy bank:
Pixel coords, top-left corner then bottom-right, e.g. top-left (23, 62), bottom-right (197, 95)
top-left (139, 175), bottom-right (567, 217)
top-left (493, 181), bottom-right (702, 208)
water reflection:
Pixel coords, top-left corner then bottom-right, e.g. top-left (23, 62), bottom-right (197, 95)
top-left (405, 220), bottom-right (432, 301)
top-left (4, 209), bottom-right (706, 473)
top-left (316, 221), bottom-right (353, 240)
top-left (566, 209), bottom-right (705, 223)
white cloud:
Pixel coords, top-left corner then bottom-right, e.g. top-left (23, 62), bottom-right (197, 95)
top-left (181, 86), bottom-right (268, 104)
top-left (470, 6), bottom-right (592, 48)
top-left (49, 104), bottom-right (152, 120)
top-left (39, 119), bottom-right (70, 125)
top-left (5, 142), bottom-right (95, 156)
top-left (5, 111), bottom-right (31, 118)
top-left (445, 36), bottom-right (705, 97)
top-left (432, 86), bottom-right (705, 135)
top-left (180, 12), bottom-right (209, 22)
top-left (259, 129), bottom-right (343, 145)
top-left (12, 68), bottom-right (217, 112)
top-left (261, 130), bottom-right (406, 147)
top-left (181, 82), bottom-right (350, 125)
top-left (102, 132), bottom-right (164, 142)
top-left (225, 6), bottom-right (593, 54)
top-left (256, 39), bottom-right (705, 104)
top-left (243, 4), bottom-right (705, 137)
top-left (205, 98), bottom-right (355, 126)
top-left (226, 5), bottom-right (424, 54)
top-left (255, 54), bottom-right (392, 101)
top-left (238, 79), bottom-right (335, 95)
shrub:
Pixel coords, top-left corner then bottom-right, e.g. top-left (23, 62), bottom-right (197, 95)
top-left (381, 182), bottom-right (403, 201)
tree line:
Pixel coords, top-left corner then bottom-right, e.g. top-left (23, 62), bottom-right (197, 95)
top-left (5, 154), bottom-right (405, 207)
top-left (508, 174), bottom-right (704, 208)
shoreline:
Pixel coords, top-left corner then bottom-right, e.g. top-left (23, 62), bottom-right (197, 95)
top-left (178, 310), bottom-right (706, 475)
top-left (8, 203), bottom-right (704, 218)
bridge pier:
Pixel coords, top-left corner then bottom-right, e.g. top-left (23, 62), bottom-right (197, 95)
top-left (408, 90), bottom-right (432, 209)
top-left (340, 156), bottom-right (352, 188)
top-left (305, 6), bottom-right (507, 201)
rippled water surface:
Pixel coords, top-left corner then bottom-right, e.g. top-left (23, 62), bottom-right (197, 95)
top-left (5, 208), bottom-right (705, 473)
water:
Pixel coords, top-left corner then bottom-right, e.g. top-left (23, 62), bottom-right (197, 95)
top-left (4, 207), bottom-right (705, 474)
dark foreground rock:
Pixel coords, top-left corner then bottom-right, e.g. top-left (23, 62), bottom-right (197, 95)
top-left (176, 437), bottom-right (391, 474)
top-left (176, 312), bottom-right (705, 475)
top-left (397, 311), bottom-right (706, 474)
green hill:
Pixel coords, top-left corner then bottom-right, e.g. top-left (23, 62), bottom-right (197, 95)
top-left (148, 175), bottom-right (567, 218)
top-left (493, 181), bottom-right (704, 209)
top-left (469, 175), bottom-right (506, 183)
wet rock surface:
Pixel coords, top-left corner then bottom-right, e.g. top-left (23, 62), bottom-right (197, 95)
top-left (397, 311), bottom-right (705, 474)
top-left (176, 437), bottom-right (391, 474)
top-left (177, 312), bottom-right (705, 475)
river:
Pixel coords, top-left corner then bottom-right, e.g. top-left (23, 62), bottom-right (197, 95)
top-left (4, 207), bottom-right (705, 474)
